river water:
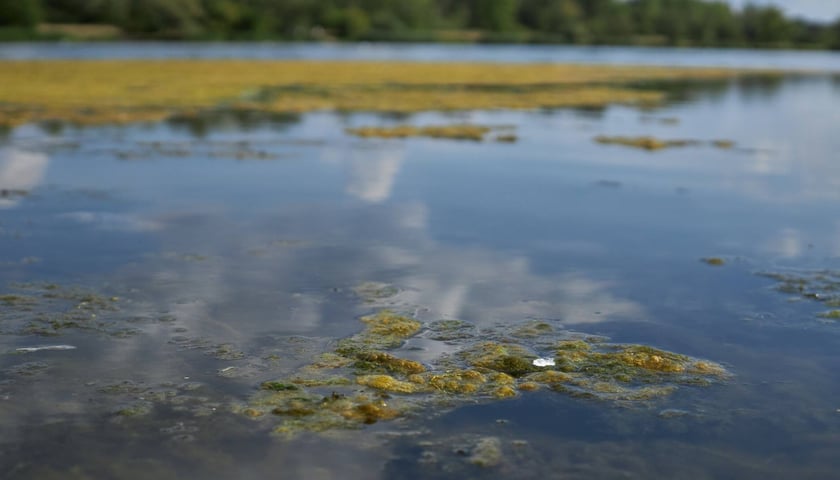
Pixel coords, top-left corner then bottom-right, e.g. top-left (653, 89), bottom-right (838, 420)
top-left (0, 45), bottom-right (839, 479)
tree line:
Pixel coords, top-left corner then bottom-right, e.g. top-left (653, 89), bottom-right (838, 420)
top-left (2, 0), bottom-right (839, 49)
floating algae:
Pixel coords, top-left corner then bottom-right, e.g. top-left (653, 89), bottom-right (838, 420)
top-left (353, 282), bottom-right (401, 303)
top-left (244, 309), bottom-right (729, 436)
top-left (594, 136), bottom-right (737, 151)
top-left (346, 125), bottom-right (494, 141)
top-left (0, 284), bottom-right (128, 337)
top-left (701, 257), bottom-right (726, 266)
top-left (758, 270), bottom-right (840, 320)
top-left (0, 60), bottom-right (771, 128)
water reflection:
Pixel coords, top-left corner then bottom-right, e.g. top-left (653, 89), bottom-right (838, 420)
top-left (344, 146), bottom-right (405, 203)
top-left (2, 72), bottom-right (840, 479)
top-left (0, 147), bottom-right (48, 209)
top-left (166, 110), bottom-right (301, 138)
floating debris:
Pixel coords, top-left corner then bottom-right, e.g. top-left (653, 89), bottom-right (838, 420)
top-left (532, 357), bottom-right (556, 367)
top-left (701, 257), bottom-right (726, 266)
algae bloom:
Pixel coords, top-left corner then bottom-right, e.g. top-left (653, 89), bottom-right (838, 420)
top-left (244, 308), bottom-right (729, 436)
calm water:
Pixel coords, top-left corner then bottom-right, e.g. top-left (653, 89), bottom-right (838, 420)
top-left (2, 41), bottom-right (840, 70)
top-left (1, 47), bottom-right (840, 479)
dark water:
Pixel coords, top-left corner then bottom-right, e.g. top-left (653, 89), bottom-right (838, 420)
top-left (3, 41), bottom-right (840, 70)
top-left (1, 51), bottom-right (840, 479)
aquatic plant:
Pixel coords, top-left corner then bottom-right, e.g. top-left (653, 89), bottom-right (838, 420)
top-left (0, 284), bottom-right (127, 336)
top-left (0, 60), bottom-right (769, 128)
top-left (594, 135), bottom-right (738, 151)
top-left (245, 309), bottom-right (729, 436)
top-left (594, 135), bottom-right (696, 150)
top-left (758, 270), bottom-right (840, 321)
top-left (346, 124), bottom-right (493, 141)
top-left (495, 134), bottom-right (518, 143)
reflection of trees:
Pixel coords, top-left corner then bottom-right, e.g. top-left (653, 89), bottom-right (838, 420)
top-left (166, 109), bottom-right (301, 138)
top-left (630, 75), bottom-right (789, 107)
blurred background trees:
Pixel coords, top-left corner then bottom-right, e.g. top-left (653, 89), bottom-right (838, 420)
top-left (0, 0), bottom-right (837, 49)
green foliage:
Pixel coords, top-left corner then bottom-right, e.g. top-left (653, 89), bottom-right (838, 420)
top-left (0, 0), bottom-right (42, 28)
top-left (1, 0), bottom-right (837, 48)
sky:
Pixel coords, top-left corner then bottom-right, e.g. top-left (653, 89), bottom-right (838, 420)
top-left (727, 0), bottom-right (840, 22)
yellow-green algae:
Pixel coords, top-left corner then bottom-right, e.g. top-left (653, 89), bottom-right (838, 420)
top-left (758, 270), bottom-right (840, 319)
top-left (702, 257), bottom-right (726, 266)
top-left (0, 60), bottom-right (774, 128)
top-left (346, 124), bottom-right (493, 141)
top-left (244, 309), bottom-right (728, 436)
top-left (0, 283), bottom-right (128, 336)
top-left (594, 135), bottom-right (738, 151)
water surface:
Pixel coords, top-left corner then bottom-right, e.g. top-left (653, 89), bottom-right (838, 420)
top-left (1, 50), bottom-right (839, 479)
top-left (2, 41), bottom-right (840, 71)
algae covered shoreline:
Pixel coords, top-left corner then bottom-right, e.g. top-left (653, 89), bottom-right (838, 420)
top-left (0, 60), bottom-right (783, 128)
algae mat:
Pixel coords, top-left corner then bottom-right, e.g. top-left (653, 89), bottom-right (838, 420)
top-left (0, 61), bottom-right (774, 127)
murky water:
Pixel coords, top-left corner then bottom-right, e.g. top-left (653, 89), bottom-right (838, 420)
top-left (1, 50), bottom-right (840, 479)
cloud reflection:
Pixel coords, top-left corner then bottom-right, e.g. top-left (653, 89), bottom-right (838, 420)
top-left (0, 147), bottom-right (48, 209)
top-left (345, 146), bottom-right (404, 203)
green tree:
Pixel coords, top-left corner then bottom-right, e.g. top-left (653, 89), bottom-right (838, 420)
top-left (469, 0), bottom-right (517, 32)
top-left (0, 0), bottom-right (42, 28)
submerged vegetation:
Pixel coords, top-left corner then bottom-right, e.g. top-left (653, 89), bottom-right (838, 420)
top-left (0, 60), bottom-right (772, 129)
top-left (759, 270), bottom-right (840, 321)
top-left (0, 283), bottom-right (131, 337)
top-left (244, 307), bottom-right (729, 436)
top-left (594, 135), bottom-right (737, 151)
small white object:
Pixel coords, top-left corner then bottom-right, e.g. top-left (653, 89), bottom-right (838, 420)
top-left (532, 357), bottom-right (555, 367)
top-left (16, 345), bottom-right (77, 353)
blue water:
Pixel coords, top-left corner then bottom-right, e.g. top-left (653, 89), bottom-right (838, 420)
top-left (2, 41), bottom-right (840, 70)
top-left (1, 48), bottom-right (839, 479)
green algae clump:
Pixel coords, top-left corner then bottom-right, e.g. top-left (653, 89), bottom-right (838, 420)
top-left (260, 381), bottom-right (299, 392)
top-left (354, 351), bottom-right (426, 375)
top-left (413, 369), bottom-right (488, 394)
top-left (462, 342), bottom-right (538, 377)
top-left (594, 135), bottom-right (695, 151)
top-left (702, 257), bottom-right (726, 266)
top-left (357, 374), bottom-right (420, 394)
top-left (334, 310), bottom-right (422, 356)
top-left (346, 124), bottom-right (493, 141)
top-left (758, 270), bottom-right (840, 321)
top-left (359, 309), bottom-right (421, 342)
top-left (242, 307), bottom-right (729, 437)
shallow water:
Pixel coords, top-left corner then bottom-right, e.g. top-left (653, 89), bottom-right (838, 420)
top-left (1, 52), bottom-right (840, 479)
